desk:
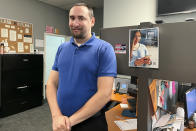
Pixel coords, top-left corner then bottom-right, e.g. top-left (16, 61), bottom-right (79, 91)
top-left (111, 91), bottom-right (132, 103)
top-left (184, 128), bottom-right (196, 131)
top-left (105, 104), bottom-right (137, 131)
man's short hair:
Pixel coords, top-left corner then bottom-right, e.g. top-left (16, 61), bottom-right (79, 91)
top-left (71, 3), bottom-right (94, 18)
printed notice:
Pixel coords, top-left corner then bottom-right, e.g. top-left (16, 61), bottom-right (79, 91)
top-left (115, 43), bottom-right (126, 54)
top-left (9, 30), bottom-right (16, 41)
top-left (1, 28), bottom-right (8, 38)
top-left (11, 25), bottom-right (15, 29)
top-left (5, 25), bottom-right (10, 28)
top-left (25, 28), bottom-right (29, 33)
top-left (24, 37), bottom-right (32, 43)
top-left (18, 34), bottom-right (22, 39)
top-left (18, 42), bottom-right (24, 52)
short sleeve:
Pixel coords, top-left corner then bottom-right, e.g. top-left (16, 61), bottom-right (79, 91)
top-left (52, 45), bottom-right (62, 71)
top-left (97, 43), bottom-right (117, 77)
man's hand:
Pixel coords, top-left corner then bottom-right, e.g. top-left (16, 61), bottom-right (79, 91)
top-left (134, 56), bottom-right (151, 66)
top-left (52, 115), bottom-right (71, 131)
top-left (134, 58), bottom-right (144, 66)
top-left (143, 56), bottom-right (151, 65)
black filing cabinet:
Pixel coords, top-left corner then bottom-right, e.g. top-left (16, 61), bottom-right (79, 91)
top-left (0, 54), bottom-right (43, 117)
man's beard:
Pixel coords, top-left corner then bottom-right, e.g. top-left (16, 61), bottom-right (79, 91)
top-left (70, 28), bottom-right (85, 39)
top-left (72, 33), bottom-right (85, 39)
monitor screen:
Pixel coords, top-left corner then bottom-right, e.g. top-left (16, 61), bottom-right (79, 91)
top-left (121, 84), bottom-right (127, 89)
top-left (158, 0), bottom-right (196, 16)
top-left (185, 87), bottom-right (196, 121)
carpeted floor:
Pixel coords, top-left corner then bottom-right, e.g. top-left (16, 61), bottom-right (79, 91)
top-left (0, 102), bottom-right (52, 131)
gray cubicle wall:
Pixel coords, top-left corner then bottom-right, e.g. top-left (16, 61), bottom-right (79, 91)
top-left (100, 21), bottom-right (196, 131)
top-left (100, 21), bottom-right (196, 83)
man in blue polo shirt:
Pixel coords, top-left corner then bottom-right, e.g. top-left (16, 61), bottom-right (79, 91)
top-left (46, 3), bottom-right (117, 131)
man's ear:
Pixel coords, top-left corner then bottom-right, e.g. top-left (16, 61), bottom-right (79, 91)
top-left (91, 17), bottom-right (95, 27)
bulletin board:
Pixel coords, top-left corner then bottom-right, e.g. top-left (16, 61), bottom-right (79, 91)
top-left (0, 18), bottom-right (33, 53)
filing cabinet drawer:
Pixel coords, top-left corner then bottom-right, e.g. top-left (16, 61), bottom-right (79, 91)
top-left (2, 54), bottom-right (43, 71)
top-left (0, 97), bottom-right (42, 117)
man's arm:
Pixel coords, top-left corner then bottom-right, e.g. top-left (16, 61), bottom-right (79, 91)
top-left (69, 76), bottom-right (114, 126)
top-left (46, 70), bottom-right (70, 131)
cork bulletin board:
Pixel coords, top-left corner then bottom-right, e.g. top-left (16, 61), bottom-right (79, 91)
top-left (0, 18), bottom-right (33, 53)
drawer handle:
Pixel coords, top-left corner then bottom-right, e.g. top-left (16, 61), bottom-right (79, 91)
top-left (23, 59), bottom-right (29, 62)
top-left (17, 86), bottom-right (28, 89)
top-left (20, 101), bottom-right (28, 105)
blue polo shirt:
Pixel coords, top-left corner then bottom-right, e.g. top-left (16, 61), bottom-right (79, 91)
top-left (52, 33), bottom-right (117, 116)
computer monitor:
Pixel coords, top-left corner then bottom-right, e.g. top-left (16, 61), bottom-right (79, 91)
top-left (128, 76), bottom-right (138, 98)
top-left (184, 87), bottom-right (196, 123)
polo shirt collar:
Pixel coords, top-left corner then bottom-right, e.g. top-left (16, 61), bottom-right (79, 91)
top-left (70, 32), bottom-right (96, 46)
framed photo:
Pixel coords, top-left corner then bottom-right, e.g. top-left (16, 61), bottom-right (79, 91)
top-left (129, 27), bottom-right (159, 68)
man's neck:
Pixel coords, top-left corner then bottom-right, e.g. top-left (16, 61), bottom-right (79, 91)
top-left (74, 34), bottom-right (92, 46)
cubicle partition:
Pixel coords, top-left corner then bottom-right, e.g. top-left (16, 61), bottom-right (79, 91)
top-left (100, 21), bottom-right (196, 131)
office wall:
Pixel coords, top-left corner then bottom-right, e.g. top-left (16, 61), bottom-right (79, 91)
top-left (92, 8), bottom-right (103, 36)
top-left (103, 0), bottom-right (156, 28)
top-left (157, 12), bottom-right (196, 23)
top-left (0, 0), bottom-right (69, 51)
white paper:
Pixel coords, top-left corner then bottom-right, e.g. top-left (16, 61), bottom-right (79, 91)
top-left (30, 44), bottom-right (34, 53)
top-left (9, 30), bottom-right (16, 41)
top-left (5, 24), bottom-right (10, 28)
top-left (18, 34), bottom-right (22, 39)
top-left (25, 28), bottom-right (29, 33)
top-left (20, 30), bottom-right (23, 33)
top-left (25, 24), bottom-right (30, 27)
top-left (4, 46), bottom-right (10, 53)
top-left (120, 104), bottom-right (129, 108)
top-left (11, 25), bottom-right (15, 29)
top-left (3, 19), bottom-right (6, 23)
top-left (4, 42), bottom-right (8, 47)
top-left (18, 42), bottom-right (24, 52)
top-left (172, 120), bottom-right (183, 129)
top-left (7, 20), bottom-right (11, 24)
top-left (169, 81), bottom-right (173, 99)
top-left (24, 37), bottom-right (32, 43)
top-left (114, 119), bottom-right (137, 130)
top-left (153, 114), bottom-right (171, 128)
top-left (35, 39), bottom-right (44, 47)
top-left (1, 28), bottom-right (8, 38)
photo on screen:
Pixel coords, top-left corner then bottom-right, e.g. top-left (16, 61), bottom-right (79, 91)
top-left (129, 27), bottom-right (159, 68)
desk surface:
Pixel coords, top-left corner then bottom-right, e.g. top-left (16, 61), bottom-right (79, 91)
top-left (184, 128), bottom-right (196, 131)
top-left (105, 104), bottom-right (137, 131)
top-left (111, 91), bottom-right (132, 103)
top-left (109, 91), bottom-right (196, 131)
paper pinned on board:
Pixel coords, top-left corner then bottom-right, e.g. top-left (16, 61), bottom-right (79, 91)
top-left (1, 28), bottom-right (8, 38)
top-left (9, 30), bottom-right (16, 41)
top-left (18, 42), bottom-right (24, 52)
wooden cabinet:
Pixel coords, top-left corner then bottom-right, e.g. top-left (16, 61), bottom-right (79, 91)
top-left (0, 54), bottom-right (43, 117)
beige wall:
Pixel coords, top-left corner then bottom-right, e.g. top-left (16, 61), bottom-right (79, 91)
top-left (103, 0), bottom-right (156, 28)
